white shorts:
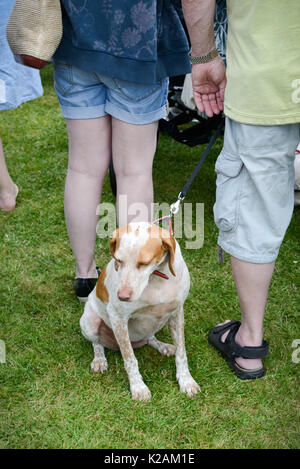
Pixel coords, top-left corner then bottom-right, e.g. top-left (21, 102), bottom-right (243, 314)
top-left (214, 117), bottom-right (300, 263)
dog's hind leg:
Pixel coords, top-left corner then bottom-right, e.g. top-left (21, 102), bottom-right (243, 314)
top-left (147, 336), bottom-right (176, 357)
top-left (80, 301), bottom-right (108, 373)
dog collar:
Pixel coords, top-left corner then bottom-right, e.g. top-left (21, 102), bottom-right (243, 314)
top-left (152, 270), bottom-right (169, 280)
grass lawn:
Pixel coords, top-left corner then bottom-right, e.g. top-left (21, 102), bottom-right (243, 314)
top-left (0, 65), bottom-right (299, 449)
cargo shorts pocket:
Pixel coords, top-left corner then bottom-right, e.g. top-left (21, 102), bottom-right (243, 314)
top-left (213, 150), bottom-right (244, 232)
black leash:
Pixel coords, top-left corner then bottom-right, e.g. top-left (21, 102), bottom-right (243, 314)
top-left (181, 117), bottom-right (225, 198)
top-left (170, 116), bottom-right (225, 215)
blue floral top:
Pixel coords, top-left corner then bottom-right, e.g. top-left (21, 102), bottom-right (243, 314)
top-left (54, 0), bottom-right (190, 84)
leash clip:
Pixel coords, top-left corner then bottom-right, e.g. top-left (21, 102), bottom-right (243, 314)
top-left (170, 192), bottom-right (185, 215)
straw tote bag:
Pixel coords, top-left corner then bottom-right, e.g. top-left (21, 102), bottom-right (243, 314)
top-left (6, 0), bottom-right (63, 69)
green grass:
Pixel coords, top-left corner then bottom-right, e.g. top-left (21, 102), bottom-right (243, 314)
top-left (0, 65), bottom-right (299, 449)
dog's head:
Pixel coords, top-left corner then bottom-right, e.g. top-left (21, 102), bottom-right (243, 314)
top-left (110, 222), bottom-right (176, 302)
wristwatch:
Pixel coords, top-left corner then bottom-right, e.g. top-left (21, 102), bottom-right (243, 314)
top-left (189, 48), bottom-right (219, 64)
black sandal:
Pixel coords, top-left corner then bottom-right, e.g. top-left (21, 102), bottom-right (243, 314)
top-left (74, 267), bottom-right (100, 303)
top-left (208, 320), bottom-right (269, 380)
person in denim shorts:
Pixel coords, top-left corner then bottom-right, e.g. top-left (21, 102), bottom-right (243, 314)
top-left (183, 0), bottom-right (300, 379)
top-left (53, 0), bottom-right (190, 301)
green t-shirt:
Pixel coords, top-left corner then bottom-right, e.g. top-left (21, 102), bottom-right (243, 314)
top-left (224, 0), bottom-right (300, 125)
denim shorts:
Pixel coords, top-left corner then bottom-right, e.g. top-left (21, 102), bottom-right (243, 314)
top-left (214, 117), bottom-right (300, 263)
top-left (53, 61), bottom-right (169, 124)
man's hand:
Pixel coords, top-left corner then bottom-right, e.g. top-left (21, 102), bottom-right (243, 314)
top-left (192, 55), bottom-right (226, 117)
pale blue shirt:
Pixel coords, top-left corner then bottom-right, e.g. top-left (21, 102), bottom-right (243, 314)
top-left (0, 0), bottom-right (43, 111)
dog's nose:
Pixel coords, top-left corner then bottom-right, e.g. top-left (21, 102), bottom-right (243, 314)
top-left (117, 287), bottom-right (133, 301)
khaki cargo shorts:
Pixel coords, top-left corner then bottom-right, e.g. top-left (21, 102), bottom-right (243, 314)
top-left (214, 118), bottom-right (300, 263)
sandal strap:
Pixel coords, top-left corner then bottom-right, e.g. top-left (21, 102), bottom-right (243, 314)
top-left (211, 320), bottom-right (241, 334)
top-left (225, 323), bottom-right (269, 359)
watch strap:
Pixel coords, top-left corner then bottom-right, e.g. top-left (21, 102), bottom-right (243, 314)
top-left (189, 48), bottom-right (219, 64)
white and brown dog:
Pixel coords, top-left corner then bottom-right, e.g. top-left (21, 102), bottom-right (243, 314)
top-left (80, 222), bottom-right (200, 401)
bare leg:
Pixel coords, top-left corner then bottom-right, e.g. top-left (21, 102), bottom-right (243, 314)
top-left (64, 117), bottom-right (111, 278)
top-left (111, 118), bottom-right (158, 226)
top-left (0, 137), bottom-right (18, 211)
top-left (220, 256), bottom-right (275, 370)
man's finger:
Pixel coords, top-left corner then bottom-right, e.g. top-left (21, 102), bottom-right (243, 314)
top-left (216, 91), bottom-right (224, 111)
top-left (202, 94), bottom-right (214, 117)
top-left (194, 92), bottom-right (204, 112)
top-left (208, 93), bottom-right (221, 115)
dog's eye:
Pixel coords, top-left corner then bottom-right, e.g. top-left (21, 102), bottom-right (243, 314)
top-left (114, 258), bottom-right (122, 271)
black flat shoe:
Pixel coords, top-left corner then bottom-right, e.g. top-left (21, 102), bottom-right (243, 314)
top-left (208, 320), bottom-right (269, 380)
top-left (74, 267), bottom-right (100, 303)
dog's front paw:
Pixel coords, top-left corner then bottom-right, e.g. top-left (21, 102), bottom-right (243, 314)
top-left (178, 375), bottom-right (201, 398)
top-left (130, 382), bottom-right (151, 401)
top-left (91, 357), bottom-right (108, 374)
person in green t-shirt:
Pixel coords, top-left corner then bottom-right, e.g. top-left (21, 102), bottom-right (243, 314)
top-left (182, 0), bottom-right (300, 379)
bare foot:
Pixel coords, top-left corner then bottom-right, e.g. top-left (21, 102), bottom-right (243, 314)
top-left (0, 184), bottom-right (18, 212)
top-left (217, 320), bottom-right (263, 371)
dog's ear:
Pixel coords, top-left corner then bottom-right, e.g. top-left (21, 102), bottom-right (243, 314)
top-left (162, 233), bottom-right (176, 277)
